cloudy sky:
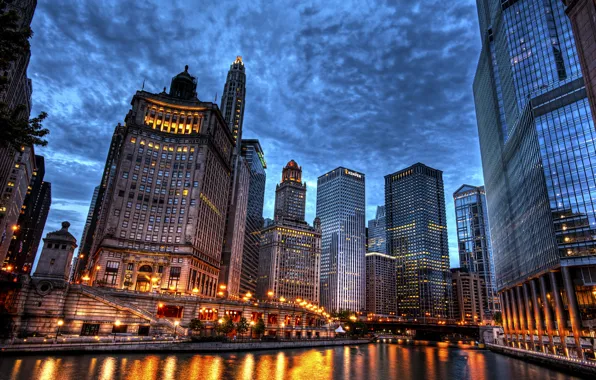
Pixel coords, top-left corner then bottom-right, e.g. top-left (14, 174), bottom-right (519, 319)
top-left (29, 0), bottom-right (483, 267)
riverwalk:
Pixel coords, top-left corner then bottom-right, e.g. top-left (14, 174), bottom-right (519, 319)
top-left (487, 343), bottom-right (596, 377)
top-left (0, 337), bottom-right (368, 355)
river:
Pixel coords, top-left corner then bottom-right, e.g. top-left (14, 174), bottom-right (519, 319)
top-left (0, 343), bottom-right (581, 380)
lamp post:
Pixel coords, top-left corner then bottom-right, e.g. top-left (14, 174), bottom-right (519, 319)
top-left (250, 321), bottom-right (255, 340)
top-left (55, 320), bottom-right (64, 343)
top-left (281, 322), bottom-right (285, 339)
top-left (267, 290), bottom-right (274, 302)
top-left (113, 320), bottom-right (121, 342)
top-left (174, 320), bottom-right (180, 339)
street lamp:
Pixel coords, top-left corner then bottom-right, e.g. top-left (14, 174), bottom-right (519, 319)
top-left (250, 320), bottom-right (255, 339)
top-left (279, 297), bottom-right (286, 303)
top-left (55, 319), bottom-right (64, 343)
top-left (113, 320), bottom-right (121, 342)
top-left (174, 320), bottom-right (180, 339)
top-left (267, 290), bottom-right (274, 301)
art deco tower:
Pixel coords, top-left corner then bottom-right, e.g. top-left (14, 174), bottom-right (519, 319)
top-left (85, 66), bottom-right (235, 298)
top-left (274, 160), bottom-right (306, 222)
top-left (220, 56), bottom-right (246, 147)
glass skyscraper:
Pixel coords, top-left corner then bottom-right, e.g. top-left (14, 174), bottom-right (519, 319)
top-left (239, 139), bottom-right (267, 295)
top-left (474, 0), bottom-right (596, 358)
top-left (368, 206), bottom-right (386, 254)
top-left (317, 167), bottom-right (366, 313)
top-left (385, 163), bottom-right (450, 319)
top-left (453, 185), bottom-right (498, 319)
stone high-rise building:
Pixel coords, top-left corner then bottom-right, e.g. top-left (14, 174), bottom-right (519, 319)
top-left (85, 66), bottom-right (234, 297)
top-left (274, 160), bottom-right (306, 222)
top-left (451, 268), bottom-right (485, 324)
top-left (0, 0), bottom-right (38, 266)
top-left (239, 139), bottom-right (267, 295)
top-left (317, 167), bottom-right (366, 313)
top-left (385, 163), bottom-right (450, 319)
top-left (475, 0), bottom-right (596, 358)
top-left (453, 185), bottom-right (498, 318)
top-left (220, 56), bottom-right (246, 146)
top-left (257, 160), bottom-right (321, 304)
top-left (5, 155), bottom-right (51, 274)
top-left (365, 252), bottom-right (396, 317)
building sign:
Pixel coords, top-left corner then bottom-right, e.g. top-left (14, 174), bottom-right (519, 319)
top-left (344, 169), bottom-right (362, 179)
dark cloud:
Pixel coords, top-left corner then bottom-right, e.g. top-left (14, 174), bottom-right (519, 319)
top-left (30, 0), bottom-right (483, 267)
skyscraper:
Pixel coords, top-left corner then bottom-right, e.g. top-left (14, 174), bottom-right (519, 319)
top-left (385, 163), bottom-right (450, 319)
top-left (257, 161), bottom-right (321, 303)
top-left (274, 160), bottom-right (306, 222)
top-left (5, 155), bottom-right (51, 274)
top-left (453, 185), bottom-right (498, 318)
top-left (474, 0), bottom-right (596, 358)
top-left (85, 65), bottom-right (235, 297)
top-left (220, 56), bottom-right (246, 146)
top-left (368, 206), bottom-right (386, 254)
top-left (365, 252), bottom-right (396, 317)
top-left (451, 268), bottom-right (485, 324)
top-left (317, 167), bottom-right (366, 313)
top-left (239, 139), bottom-right (267, 295)
top-left (77, 186), bottom-right (100, 261)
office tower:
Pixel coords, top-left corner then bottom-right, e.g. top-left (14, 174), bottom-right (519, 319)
top-left (385, 163), bottom-right (450, 319)
top-left (563, 0), bottom-right (596, 123)
top-left (365, 252), bottom-right (396, 317)
top-left (5, 156), bottom-right (51, 274)
top-left (317, 167), bottom-right (366, 313)
top-left (219, 156), bottom-right (249, 298)
top-left (84, 65), bottom-right (234, 297)
top-left (257, 161), bottom-right (321, 303)
top-left (475, 0), bottom-right (596, 357)
top-left (368, 206), bottom-right (387, 254)
top-left (77, 186), bottom-right (99, 261)
top-left (239, 139), bottom-right (267, 295)
top-left (274, 160), bottom-right (306, 221)
top-left (0, 0), bottom-right (37, 266)
top-left (220, 56), bottom-right (246, 145)
top-left (453, 185), bottom-right (498, 317)
top-left (451, 268), bottom-right (485, 324)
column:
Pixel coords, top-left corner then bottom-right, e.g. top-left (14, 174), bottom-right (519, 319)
top-left (499, 292), bottom-right (509, 345)
top-left (522, 282), bottom-right (536, 351)
top-left (549, 271), bottom-right (568, 356)
top-left (509, 288), bottom-right (521, 347)
top-left (539, 275), bottom-right (556, 353)
top-left (562, 266), bottom-right (584, 359)
top-left (503, 290), bottom-right (514, 345)
top-left (530, 279), bottom-right (546, 352)
top-left (515, 286), bottom-right (528, 349)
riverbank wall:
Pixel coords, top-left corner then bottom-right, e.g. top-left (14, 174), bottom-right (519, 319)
top-left (0, 338), bottom-right (369, 355)
top-left (487, 343), bottom-right (596, 377)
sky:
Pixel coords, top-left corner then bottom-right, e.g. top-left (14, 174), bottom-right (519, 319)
top-left (29, 0), bottom-right (484, 268)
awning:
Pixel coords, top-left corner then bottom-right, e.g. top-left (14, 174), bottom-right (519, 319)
top-left (335, 326), bottom-right (346, 333)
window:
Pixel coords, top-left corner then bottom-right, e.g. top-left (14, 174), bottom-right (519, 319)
top-left (80, 323), bottom-right (100, 336)
top-left (103, 260), bottom-right (120, 285)
top-left (168, 267), bottom-right (181, 289)
top-left (122, 172), bottom-right (129, 179)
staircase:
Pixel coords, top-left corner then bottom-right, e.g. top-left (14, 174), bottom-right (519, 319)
top-left (77, 285), bottom-right (157, 323)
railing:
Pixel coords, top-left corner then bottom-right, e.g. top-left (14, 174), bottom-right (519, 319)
top-left (487, 343), bottom-right (596, 367)
top-left (3, 335), bottom-right (189, 348)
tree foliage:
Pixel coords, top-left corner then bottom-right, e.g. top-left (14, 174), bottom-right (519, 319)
top-left (331, 309), bottom-right (352, 321)
top-left (189, 318), bottom-right (204, 333)
top-left (216, 315), bottom-right (235, 335)
top-left (253, 318), bottom-right (266, 337)
top-left (0, 1), bottom-right (48, 149)
top-left (235, 317), bottom-right (249, 335)
top-left (493, 311), bottom-right (503, 326)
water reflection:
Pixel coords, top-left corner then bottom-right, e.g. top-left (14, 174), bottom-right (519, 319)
top-left (0, 344), bottom-right (582, 380)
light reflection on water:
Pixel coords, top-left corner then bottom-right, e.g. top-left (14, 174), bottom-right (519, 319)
top-left (0, 344), bottom-right (582, 380)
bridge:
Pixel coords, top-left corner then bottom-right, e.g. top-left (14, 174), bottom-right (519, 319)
top-left (363, 320), bottom-right (495, 343)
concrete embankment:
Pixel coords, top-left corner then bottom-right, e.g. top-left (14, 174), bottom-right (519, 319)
top-left (0, 339), bottom-right (368, 355)
top-left (487, 343), bottom-right (596, 377)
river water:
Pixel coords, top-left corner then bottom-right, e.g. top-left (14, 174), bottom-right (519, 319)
top-left (0, 343), bottom-right (582, 380)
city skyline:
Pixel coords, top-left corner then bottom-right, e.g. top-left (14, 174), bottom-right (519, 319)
top-left (26, 0), bottom-right (483, 270)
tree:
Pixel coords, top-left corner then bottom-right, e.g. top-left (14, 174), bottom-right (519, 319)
top-left (253, 318), bottom-right (265, 337)
top-left (216, 316), bottom-right (235, 336)
top-left (0, 1), bottom-right (49, 149)
top-left (235, 317), bottom-right (249, 337)
top-left (493, 311), bottom-right (503, 326)
top-left (331, 309), bottom-right (352, 321)
top-left (189, 318), bottom-right (204, 335)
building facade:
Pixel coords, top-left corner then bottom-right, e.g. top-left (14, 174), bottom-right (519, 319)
top-left (385, 163), bottom-right (450, 320)
top-left (474, 0), bottom-right (596, 358)
top-left (257, 161), bottom-right (321, 304)
top-left (365, 252), bottom-right (396, 317)
top-left (239, 139), bottom-right (267, 295)
top-left (220, 56), bottom-right (246, 145)
top-left (5, 155), bottom-right (51, 274)
top-left (453, 185), bottom-right (498, 318)
top-left (85, 66), bottom-right (235, 298)
top-left (451, 268), bottom-right (485, 324)
top-left (317, 167), bottom-right (366, 313)
top-left (368, 206), bottom-right (387, 254)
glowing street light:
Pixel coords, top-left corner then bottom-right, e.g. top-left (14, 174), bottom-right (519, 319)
top-left (279, 297), bottom-right (286, 303)
top-left (55, 319), bottom-right (64, 343)
top-left (174, 320), bottom-right (180, 338)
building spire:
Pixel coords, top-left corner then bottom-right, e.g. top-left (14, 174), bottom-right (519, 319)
top-left (220, 56), bottom-right (246, 147)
